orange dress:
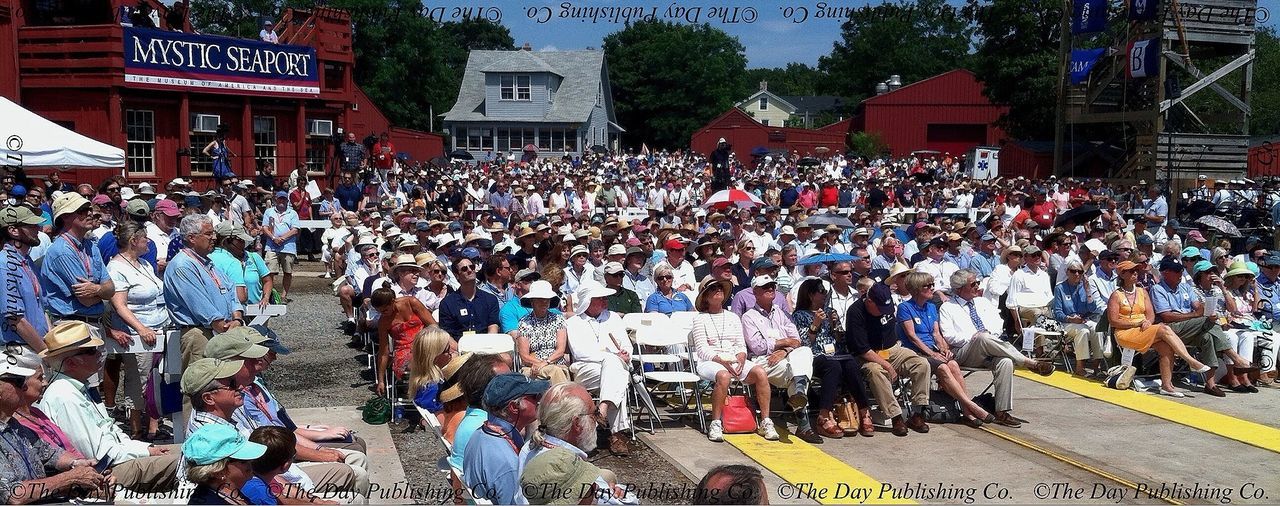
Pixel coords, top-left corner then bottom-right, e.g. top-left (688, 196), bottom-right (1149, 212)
top-left (390, 313), bottom-right (425, 377)
top-left (1113, 288), bottom-right (1159, 352)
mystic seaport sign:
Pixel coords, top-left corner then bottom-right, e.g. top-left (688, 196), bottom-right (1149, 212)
top-left (123, 27), bottom-right (320, 97)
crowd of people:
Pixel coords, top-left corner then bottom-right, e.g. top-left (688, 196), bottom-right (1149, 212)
top-left (1, 138), bottom-right (1279, 503)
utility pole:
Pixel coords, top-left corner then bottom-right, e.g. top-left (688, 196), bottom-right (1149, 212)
top-left (1052, 0), bottom-right (1070, 178)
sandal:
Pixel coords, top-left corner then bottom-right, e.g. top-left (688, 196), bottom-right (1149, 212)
top-left (816, 416), bottom-right (843, 439)
top-left (858, 418), bottom-right (876, 437)
top-left (1158, 389), bottom-right (1186, 398)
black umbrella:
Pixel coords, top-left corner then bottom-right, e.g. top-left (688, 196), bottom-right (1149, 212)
top-left (911, 171), bottom-right (935, 184)
top-left (590, 145), bottom-right (608, 154)
top-left (1054, 204), bottom-right (1102, 228)
top-left (798, 157), bottom-right (820, 167)
top-left (428, 156), bottom-right (449, 167)
top-left (448, 149), bottom-right (474, 160)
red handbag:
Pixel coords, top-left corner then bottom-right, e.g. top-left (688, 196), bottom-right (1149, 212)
top-left (720, 384), bottom-right (758, 434)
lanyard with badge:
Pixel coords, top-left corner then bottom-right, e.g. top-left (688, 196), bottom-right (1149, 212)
top-left (183, 249), bottom-right (225, 293)
top-left (59, 233), bottom-right (92, 275)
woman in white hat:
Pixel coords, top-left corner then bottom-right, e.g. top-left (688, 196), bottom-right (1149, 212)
top-left (691, 278), bottom-right (774, 442)
top-left (512, 280), bottom-right (570, 384)
top-left (1221, 261), bottom-right (1274, 388)
top-left (561, 245), bottom-right (594, 312)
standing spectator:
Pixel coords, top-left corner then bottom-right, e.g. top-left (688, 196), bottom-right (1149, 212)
top-left (289, 173), bottom-right (317, 261)
top-left (1, 206), bottom-right (50, 356)
top-left (262, 191), bottom-right (299, 302)
top-left (339, 133), bottom-right (368, 174)
top-left (334, 173), bottom-right (364, 212)
top-left (371, 133), bottom-right (396, 174)
top-left (165, 214), bottom-right (240, 374)
top-left (259, 20), bottom-right (279, 43)
top-left (105, 220), bottom-right (168, 440)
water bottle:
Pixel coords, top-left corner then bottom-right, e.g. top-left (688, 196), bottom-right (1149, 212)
top-left (393, 405), bottom-right (404, 420)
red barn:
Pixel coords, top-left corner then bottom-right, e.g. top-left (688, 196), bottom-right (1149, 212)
top-left (0, 0), bottom-right (442, 188)
top-left (690, 108), bottom-right (846, 160)
top-left (851, 69), bottom-right (1008, 157)
top-left (1249, 137), bottom-right (1280, 178)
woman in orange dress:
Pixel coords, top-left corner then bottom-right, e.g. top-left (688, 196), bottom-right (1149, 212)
top-left (372, 282), bottom-right (438, 396)
top-left (1108, 261), bottom-right (1210, 397)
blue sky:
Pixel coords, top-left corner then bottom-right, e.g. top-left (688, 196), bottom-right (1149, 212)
top-left (424, 0), bottom-right (911, 68)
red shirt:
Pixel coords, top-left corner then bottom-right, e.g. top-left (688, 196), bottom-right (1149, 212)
top-left (820, 187), bottom-right (839, 207)
top-left (1031, 201), bottom-right (1056, 228)
top-left (290, 189), bottom-right (313, 219)
top-left (372, 141), bottom-right (396, 169)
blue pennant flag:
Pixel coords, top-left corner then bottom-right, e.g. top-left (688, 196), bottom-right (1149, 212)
top-left (1070, 48), bottom-right (1106, 84)
top-left (1126, 38), bottom-right (1160, 79)
top-left (1129, 0), bottom-right (1160, 21)
top-left (1072, 0), bottom-right (1108, 34)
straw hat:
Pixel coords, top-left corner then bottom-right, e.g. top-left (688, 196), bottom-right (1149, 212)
top-left (694, 277), bottom-right (733, 312)
top-left (885, 262), bottom-right (912, 285)
top-left (40, 321), bottom-right (104, 359)
top-left (520, 280), bottom-right (561, 309)
top-left (439, 352), bottom-right (474, 403)
top-left (414, 252), bottom-right (437, 267)
top-left (392, 254), bottom-right (421, 271)
top-left (1000, 245), bottom-right (1024, 263)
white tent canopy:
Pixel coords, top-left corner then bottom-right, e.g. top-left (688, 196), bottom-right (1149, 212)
top-left (0, 97), bottom-right (125, 168)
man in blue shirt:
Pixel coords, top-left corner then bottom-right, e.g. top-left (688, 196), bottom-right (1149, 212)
top-left (463, 373), bottom-right (549, 505)
top-left (262, 191), bottom-right (299, 302)
top-left (0, 206), bottom-right (50, 357)
top-left (164, 214), bottom-right (240, 377)
top-left (41, 193), bottom-right (113, 323)
top-left (969, 232), bottom-right (999, 278)
top-left (1143, 185), bottom-right (1167, 228)
top-left (439, 257), bottom-right (500, 339)
top-left (1149, 259), bottom-right (1242, 397)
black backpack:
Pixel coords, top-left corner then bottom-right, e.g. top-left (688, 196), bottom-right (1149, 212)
top-left (922, 390), bottom-right (962, 423)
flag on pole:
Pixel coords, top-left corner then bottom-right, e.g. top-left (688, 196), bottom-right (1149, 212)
top-left (1070, 48), bottom-right (1106, 84)
top-left (1072, 0), bottom-right (1108, 33)
top-left (1126, 38), bottom-right (1160, 79)
top-left (1128, 0), bottom-right (1160, 21)
top-left (640, 143), bottom-right (650, 156)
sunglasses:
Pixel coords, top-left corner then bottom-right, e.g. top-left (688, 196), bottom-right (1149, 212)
top-left (923, 283), bottom-right (935, 289)
top-left (1068, 269), bottom-right (1084, 274)
top-left (656, 275), bottom-right (674, 280)
top-left (428, 269), bottom-right (443, 274)
top-left (456, 264), bottom-right (475, 272)
top-left (832, 270), bottom-right (852, 275)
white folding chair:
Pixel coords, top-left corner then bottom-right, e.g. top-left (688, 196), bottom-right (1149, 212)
top-left (630, 323), bottom-right (706, 433)
top-left (458, 333), bottom-right (521, 370)
top-left (621, 313), bottom-right (678, 365)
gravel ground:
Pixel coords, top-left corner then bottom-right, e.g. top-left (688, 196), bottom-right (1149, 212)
top-left (271, 263), bottom-right (694, 504)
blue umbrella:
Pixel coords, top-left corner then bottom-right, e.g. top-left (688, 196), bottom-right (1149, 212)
top-left (750, 146), bottom-right (770, 157)
top-left (797, 252), bottom-right (856, 265)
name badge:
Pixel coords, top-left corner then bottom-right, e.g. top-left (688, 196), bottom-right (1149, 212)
top-left (459, 308), bottom-right (469, 317)
top-left (823, 343), bottom-right (836, 355)
top-left (914, 317), bottom-right (922, 325)
top-left (765, 329), bottom-right (780, 340)
top-left (463, 331), bottom-right (475, 336)
top-left (878, 349), bottom-right (892, 359)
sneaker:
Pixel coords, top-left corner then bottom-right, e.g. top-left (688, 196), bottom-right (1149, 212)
top-left (707, 420), bottom-right (724, 442)
top-left (758, 418), bottom-right (779, 441)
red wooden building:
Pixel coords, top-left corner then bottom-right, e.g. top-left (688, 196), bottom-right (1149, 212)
top-left (0, 0), bottom-right (442, 187)
top-left (850, 69), bottom-right (1008, 157)
top-left (689, 108), bottom-right (847, 160)
top-left (1249, 137), bottom-right (1280, 178)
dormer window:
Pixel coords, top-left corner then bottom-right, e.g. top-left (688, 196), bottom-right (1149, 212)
top-left (501, 75), bottom-right (531, 101)
top-left (759, 97), bottom-right (768, 110)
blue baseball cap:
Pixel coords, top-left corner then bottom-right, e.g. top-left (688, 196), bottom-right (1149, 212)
top-left (416, 221), bottom-right (431, 231)
top-left (483, 372), bottom-right (549, 409)
top-left (448, 221), bottom-right (463, 231)
top-left (751, 257), bottom-right (778, 270)
top-left (10, 185), bottom-right (26, 197)
top-left (182, 424), bottom-right (266, 466)
top-left (1158, 258), bottom-right (1184, 273)
top-left (274, 190), bottom-right (288, 199)
top-left (1191, 260), bottom-right (1214, 277)
top-left (1262, 254), bottom-right (1280, 267)
top-left (460, 247), bottom-right (481, 260)
top-left (1180, 246), bottom-right (1203, 260)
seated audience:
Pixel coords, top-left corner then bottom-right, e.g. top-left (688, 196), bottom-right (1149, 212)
top-left (462, 373), bottom-right (550, 505)
top-left (691, 278), bottom-right (774, 442)
top-left (182, 424), bottom-right (267, 505)
top-left (513, 280), bottom-right (571, 384)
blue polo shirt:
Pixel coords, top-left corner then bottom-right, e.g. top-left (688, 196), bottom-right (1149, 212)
top-left (0, 245), bottom-right (48, 345)
top-left (262, 207), bottom-right (299, 255)
top-left (40, 233), bottom-right (108, 318)
top-left (644, 291), bottom-right (693, 314)
top-left (970, 251), bottom-right (998, 278)
top-left (449, 407), bottom-right (488, 469)
top-left (462, 415), bottom-right (524, 505)
top-left (896, 299), bottom-right (939, 352)
top-left (438, 289), bottom-right (500, 339)
top-left (164, 249), bottom-right (236, 327)
top-left (1150, 279), bottom-right (1199, 320)
top-left (210, 248), bottom-right (271, 307)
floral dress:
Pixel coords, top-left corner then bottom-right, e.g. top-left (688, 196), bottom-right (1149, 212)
top-left (517, 312), bottom-right (568, 365)
top-left (793, 306), bottom-right (846, 357)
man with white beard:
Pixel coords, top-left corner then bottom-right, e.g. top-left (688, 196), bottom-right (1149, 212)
top-left (514, 382), bottom-right (635, 504)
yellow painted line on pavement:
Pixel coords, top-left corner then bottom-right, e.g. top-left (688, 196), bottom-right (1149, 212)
top-left (980, 426), bottom-right (1182, 506)
top-left (724, 432), bottom-right (913, 504)
top-left (1015, 370), bottom-right (1280, 453)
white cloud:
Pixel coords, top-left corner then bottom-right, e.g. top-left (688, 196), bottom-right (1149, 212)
top-left (539, 44), bottom-right (559, 52)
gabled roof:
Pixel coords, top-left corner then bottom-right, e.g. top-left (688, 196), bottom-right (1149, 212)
top-left (480, 51), bottom-right (562, 77)
top-left (736, 90), bottom-right (796, 114)
top-left (859, 69), bottom-right (994, 106)
top-left (779, 95), bottom-right (847, 115)
top-left (443, 50), bottom-right (607, 124)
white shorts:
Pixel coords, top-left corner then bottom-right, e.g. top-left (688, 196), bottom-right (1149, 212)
top-left (696, 359), bottom-right (759, 382)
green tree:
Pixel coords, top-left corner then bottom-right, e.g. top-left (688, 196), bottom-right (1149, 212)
top-left (744, 63), bottom-right (823, 97)
top-left (603, 20), bottom-right (748, 149)
top-left (188, 0), bottom-right (279, 38)
top-left (1252, 27), bottom-right (1280, 135)
top-left (966, 0), bottom-right (1062, 140)
top-left (818, 0), bottom-right (974, 102)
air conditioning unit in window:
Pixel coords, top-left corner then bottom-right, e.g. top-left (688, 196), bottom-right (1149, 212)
top-left (192, 114), bottom-right (221, 133)
top-left (307, 119), bottom-right (334, 137)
